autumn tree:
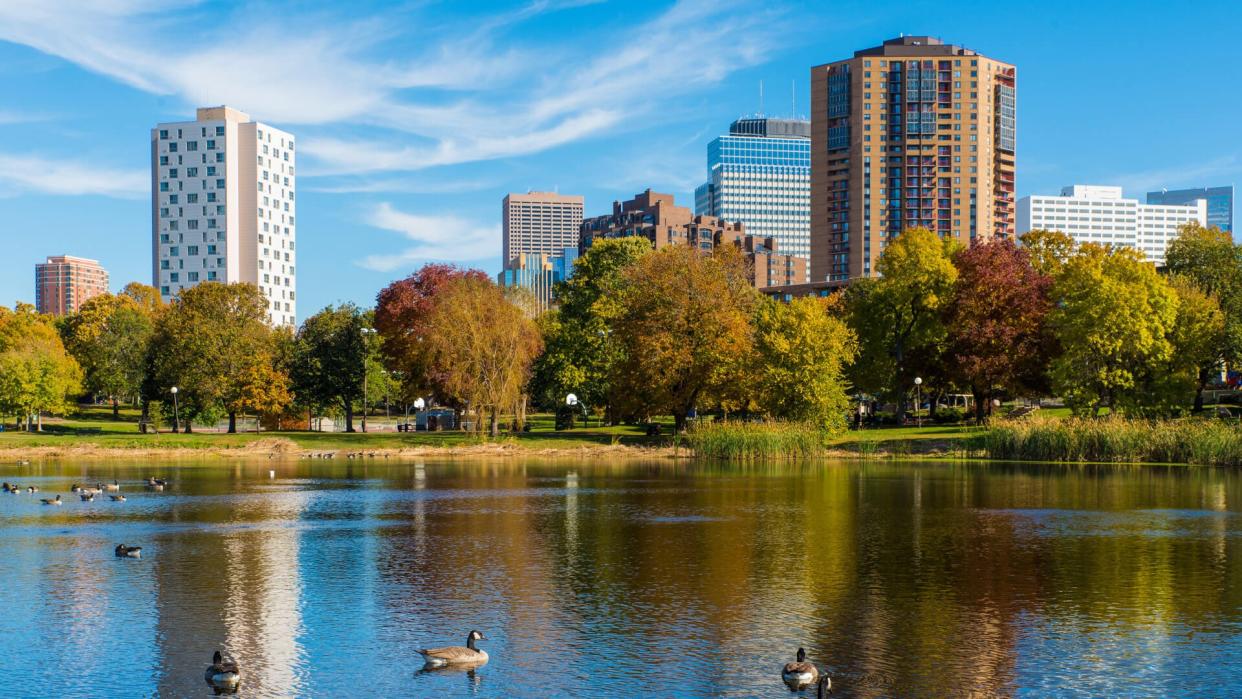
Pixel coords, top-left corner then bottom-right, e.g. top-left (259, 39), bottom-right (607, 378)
top-left (60, 293), bottom-right (156, 416)
top-left (945, 239), bottom-right (1053, 421)
top-left (752, 296), bottom-right (857, 430)
top-left (1019, 228), bottom-right (1077, 277)
top-left (613, 244), bottom-right (756, 432)
top-left (148, 282), bottom-right (278, 432)
top-left (844, 227), bottom-right (958, 414)
top-left (0, 304), bottom-right (83, 430)
top-left (421, 276), bottom-right (542, 436)
top-left (1049, 245), bottom-right (1178, 415)
top-left (529, 237), bottom-right (651, 418)
top-left (290, 303), bottom-right (374, 432)
top-left (374, 264), bottom-right (490, 404)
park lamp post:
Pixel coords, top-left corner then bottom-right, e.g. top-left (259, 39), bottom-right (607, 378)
top-left (170, 386), bottom-right (179, 433)
top-left (360, 328), bottom-right (377, 432)
top-left (913, 377), bottom-right (923, 428)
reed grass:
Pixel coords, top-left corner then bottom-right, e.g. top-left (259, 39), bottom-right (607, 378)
top-left (685, 420), bottom-right (824, 461)
top-left (982, 416), bottom-right (1242, 465)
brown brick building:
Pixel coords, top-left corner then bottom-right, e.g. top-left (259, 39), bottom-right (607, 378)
top-left (35, 255), bottom-right (109, 316)
top-left (810, 36), bottom-right (1016, 282)
top-left (580, 189), bottom-right (807, 289)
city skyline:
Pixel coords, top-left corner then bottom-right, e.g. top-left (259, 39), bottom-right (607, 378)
top-left (1, 1), bottom-right (1240, 320)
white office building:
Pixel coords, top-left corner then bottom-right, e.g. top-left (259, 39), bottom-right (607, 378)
top-left (151, 106), bottom-right (297, 326)
top-left (1018, 185), bottom-right (1207, 265)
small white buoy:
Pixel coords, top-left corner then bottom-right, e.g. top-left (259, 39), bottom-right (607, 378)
top-left (269, 470), bottom-right (275, 479)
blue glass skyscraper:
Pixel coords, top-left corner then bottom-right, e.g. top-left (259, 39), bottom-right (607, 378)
top-left (695, 118), bottom-right (810, 278)
top-left (1146, 185), bottom-right (1234, 235)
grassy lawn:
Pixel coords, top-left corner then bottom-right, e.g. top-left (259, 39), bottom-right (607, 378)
top-left (0, 405), bottom-right (674, 451)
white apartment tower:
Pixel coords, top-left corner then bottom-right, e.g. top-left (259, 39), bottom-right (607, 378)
top-left (1018, 185), bottom-right (1207, 266)
top-left (151, 106), bottom-right (297, 326)
top-left (502, 192), bottom-right (584, 263)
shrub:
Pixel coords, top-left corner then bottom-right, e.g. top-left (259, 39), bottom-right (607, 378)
top-left (982, 416), bottom-right (1242, 465)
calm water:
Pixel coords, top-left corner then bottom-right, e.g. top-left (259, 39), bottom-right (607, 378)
top-left (1, 459), bottom-right (1241, 697)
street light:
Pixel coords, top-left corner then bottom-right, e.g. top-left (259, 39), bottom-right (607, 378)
top-left (360, 328), bottom-right (377, 432)
top-left (913, 377), bottom-right (923, 428)
top-left (170, 386), bottom-right (179, 433)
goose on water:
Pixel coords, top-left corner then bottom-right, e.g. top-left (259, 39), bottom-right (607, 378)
top-left (782, 647), bottom-right (820, 690)
top-left (115, 544), bottom-right (142, 558)
top-left (40, 495), bottom-right (61, 506)
top-left (417, 630), bottom-right (489, 667)
top-left (204, 650), bottom-right (241, 692)
top-left (110, 494), bottom-right (126, 502)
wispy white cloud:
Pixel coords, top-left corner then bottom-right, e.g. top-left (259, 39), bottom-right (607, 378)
top-left (303, 177), bottom-right (497, 195)
top-left (0, 0), bottom-right (790, 175)
top-left (1110, 157), bottom-right (1241, 197)
top-left (358, 202), bottom-right (498, 272)
top-left (0, 153), bottom-right (146, 199)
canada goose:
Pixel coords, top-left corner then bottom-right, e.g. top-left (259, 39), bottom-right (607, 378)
top-left (115, 544), bottom-right (142, 558)
top-left (40, 495), bottom-right (61, 506)
top-left (110, 495), bottom-right (126, 502)
top-left (104, 481), bottom-right (120, 492)
top-left (4, 483), bottom-right (18, 494)
top-left (80, 492), bottom-right (96, 502)
top-left (782, 648), bottom-right (819, 689)
top-left (1, 482), bottom-right (10, 493)
top-left (816, 674), bottom-right (832, 697)
top-left (145, 478), bottom-right (166, 491)
top-left (417, 630), bottom-right (489, 667)
top-left (204, 651), bottom-right (241, 691)
top-left (26, 486), bottom-right (38, 493)
top-left (71, 483), bottom-right (81, 493)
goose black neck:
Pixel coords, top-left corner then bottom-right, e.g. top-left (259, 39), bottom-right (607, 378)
top-left (466, 636), bottom-right (477, 651)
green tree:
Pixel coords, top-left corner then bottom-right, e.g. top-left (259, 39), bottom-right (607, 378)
top-left (1161, 275), bottom-right (1227, 413)
top-left (1049, 245), bottom-right (1178, 415)
top-left (0, 304), bottom-right (83, 430)
top-left (613, 244), bottom-right (756, 432)
top-left (753, 296), bottom-right (857, 431)
top-left (1164, 222), bottom-right (1242, 375)
top-left (844, 227), bottom-right (958, 414)
top-left (529, 237), bottom-right (651, 420)
top-left (291, 303), bottom-right (372, 432)
top-left (60, 294), bottom-right (155, 416)
top-left (148, 283), bottom-right (276, 432)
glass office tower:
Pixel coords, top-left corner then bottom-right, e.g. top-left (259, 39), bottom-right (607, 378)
top-left (695, 117), bottom-right (810, 278)
top-left (1146, 185), bottom-right (1233, 235)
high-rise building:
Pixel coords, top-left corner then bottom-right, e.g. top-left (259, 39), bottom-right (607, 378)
top-left (497, 247), bottom-right (579, 314)
top-left (1018, 185), bottom-right (1207, 266)
top-left (810, 36), bottom-right (1016, 282)
top-left (34, 255), bottom-right (109, 316)
top-left (1146, 185), bottom-right (1233, 235)
top-left (581, 189), bottom-right (806, 288)
top-left (502, 192), bottom-right (585, 262)
top-left (695, 117), bottom-right (811, 279)
top-left (151, 106), bottom-right (297, 326)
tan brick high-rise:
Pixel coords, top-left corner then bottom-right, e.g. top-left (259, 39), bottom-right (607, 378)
top-left (810, 36), bottom-right (1016, 282)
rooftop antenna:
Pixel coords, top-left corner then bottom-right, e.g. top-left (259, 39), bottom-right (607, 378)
top-left (759, 80), bottom-right (764, 117)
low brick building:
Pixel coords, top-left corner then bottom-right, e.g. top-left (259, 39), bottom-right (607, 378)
top-left (580, 189), bottom-right (806, 289)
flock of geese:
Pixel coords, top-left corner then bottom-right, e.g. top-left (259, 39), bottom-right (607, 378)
top-left (10, 472), bottom-right (834, 694)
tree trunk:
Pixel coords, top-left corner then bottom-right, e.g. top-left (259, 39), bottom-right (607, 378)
top-left (36, 412), bottom-right (42, 432)
top-left (489, 409), bottom-right (499, 437)
top-left (184, 421), bottom-right (192, 433)
top-left (674, 411), bottom-right (687, 433)
top-left (112, 398), bottom-right (120, 418)
top-left (227, 411), bottom-right (237, 434)
top-left (344, 402), bottom-right (355, 432)
top-left (1194, 366), bottom-right (1209, 413)
top-left (141, 399), bottom-right (150, 421)
top-left (973, 389), bottom-right (987, 423)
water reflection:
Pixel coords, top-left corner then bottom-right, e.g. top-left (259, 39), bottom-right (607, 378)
top-left (0, 460), bottom-right (1240, 696)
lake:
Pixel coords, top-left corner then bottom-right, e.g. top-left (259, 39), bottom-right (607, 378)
top-left (1, 459), bottom-right (1240, 697)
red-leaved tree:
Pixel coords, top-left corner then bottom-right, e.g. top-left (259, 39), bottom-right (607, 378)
top-left (374, 264), bottom-right (490, 405)
top-left (945, 239), bottom-right (1054, 421)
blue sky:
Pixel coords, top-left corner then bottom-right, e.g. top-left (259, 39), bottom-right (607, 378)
top-left (1, 0), bottom-right (1239, 321)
